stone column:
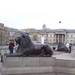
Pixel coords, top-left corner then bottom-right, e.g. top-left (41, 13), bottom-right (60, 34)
top-left (55, 35), bottom-right (56, 43)
top-left (58, 34), bottom-right (59, 43)
top-left (65, 34), bottom-right (66, 44)
top-left (62, 34), bottom-right (63, 42)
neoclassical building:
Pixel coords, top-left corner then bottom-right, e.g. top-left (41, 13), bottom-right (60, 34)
top-left (1, 23), bottom-right (75, 45)
top-left (29, 24), bottom-right (75, 44)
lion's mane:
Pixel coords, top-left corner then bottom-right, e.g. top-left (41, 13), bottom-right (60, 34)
top-left (15, 32), bottom-right (34, 55)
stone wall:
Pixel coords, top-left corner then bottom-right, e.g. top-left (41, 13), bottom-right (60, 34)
top-left (1, 57), bottom-right (75, 75)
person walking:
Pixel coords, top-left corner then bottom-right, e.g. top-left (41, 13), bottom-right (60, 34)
top-left (69, 44), bottom-right (72, 54)
top-left (9, 40), bottom-right (15, 54)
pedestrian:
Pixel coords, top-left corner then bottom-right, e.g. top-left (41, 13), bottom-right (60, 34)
top-left (9, 40), bottom-right (15, 54)
top-left (69, 44), bottom-right (72, 53)
top-left (66, 43), bottom-right (69, 50)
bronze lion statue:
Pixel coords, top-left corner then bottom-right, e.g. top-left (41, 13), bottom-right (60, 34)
top-left (57, 41), bottom-right (69, 52)
top-left (5, 32), bottom-right (53, 57)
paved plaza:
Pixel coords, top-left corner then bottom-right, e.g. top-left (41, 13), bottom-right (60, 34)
top-left (53, 52), bottom-right (75, 60)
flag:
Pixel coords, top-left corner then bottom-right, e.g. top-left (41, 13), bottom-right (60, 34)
top-left (59, 21), bottom-right (61, 23)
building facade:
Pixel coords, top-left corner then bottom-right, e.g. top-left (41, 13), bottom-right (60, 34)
top-left (21, 28), bottom-right (36, 32)
top-left (0, 23), bottom-right (21, 45)
top-left (1, 23), bottom-right (75, 45)
top-left (5, 27), bottom-right (21, 45)
top-left (0, 23), bottom-right (6, 45)
top-left (28, 25), bottom-right (75, 45)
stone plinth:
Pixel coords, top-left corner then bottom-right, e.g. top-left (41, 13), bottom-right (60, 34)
top-left (71, 50), bottom-right (75, 57)
top-left (2, 56), bottom-right (75, 75)
top-left (3, 57), bottom-right (55, 68)
top-left (2, 57), bottom-right (55, 75)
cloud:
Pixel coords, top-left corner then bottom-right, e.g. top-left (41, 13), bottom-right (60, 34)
top-left (0, 0), bottom-right (75, 29)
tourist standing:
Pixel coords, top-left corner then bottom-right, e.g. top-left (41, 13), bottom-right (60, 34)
top-left (9, 40), bottom-right (15, 54)
top-left (69, 44), bottom-right (72, 53)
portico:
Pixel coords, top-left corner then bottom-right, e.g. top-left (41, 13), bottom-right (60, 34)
top-left (55, 30), bottom-right (66, 43)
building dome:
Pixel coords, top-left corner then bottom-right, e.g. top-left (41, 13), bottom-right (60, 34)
top-left (42, 24), bottom-right (46, 30)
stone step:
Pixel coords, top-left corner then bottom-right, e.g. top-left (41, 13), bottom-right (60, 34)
top-left (2, 66), bottom-right (53, 75)
top-left (2, 56), bottom-right (75, 75)
top-left (2, 66), bottom-right (75, 75)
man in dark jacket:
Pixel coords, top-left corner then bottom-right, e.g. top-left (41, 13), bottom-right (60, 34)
top-left (69, 44), bottom-right (72, 53)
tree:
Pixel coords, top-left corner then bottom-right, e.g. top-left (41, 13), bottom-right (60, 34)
top-left (33, 34), bottom-right (38, 40)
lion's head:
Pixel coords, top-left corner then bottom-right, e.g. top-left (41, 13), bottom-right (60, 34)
top-left (15, 32), bottom-right (34, 53)
top-left (15, 32), bottom-right (29, 44)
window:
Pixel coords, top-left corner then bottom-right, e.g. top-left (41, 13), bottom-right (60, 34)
top-left (70, 40), bottom-right (73, 43)
top-left (38, 35), bottom-right (40, 37)
top-left (71, 35), bottom-right (73, 38)
top-left (50, 34), bottom-right (52, 37)
top-left (47, 34), bottom-right (48, 37)
top-left (50, 39), bottom-right (52, 41)
top-left (48, 34), bottom-right (50, 37)
top-left (53, 39), bottom-right (55, 42)
top-left (67, 35), bottom-right (69, 37)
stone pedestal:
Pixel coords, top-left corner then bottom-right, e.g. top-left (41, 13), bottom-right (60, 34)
top-left (2, 57), bottom-right (55, 75)
top-left (1, 56), bottom-right (75, 75)
top-left (71, 50), bottom-right (75, 57)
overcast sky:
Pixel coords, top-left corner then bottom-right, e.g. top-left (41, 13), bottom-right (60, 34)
top-left (0, 0), bottom-right (75, 30)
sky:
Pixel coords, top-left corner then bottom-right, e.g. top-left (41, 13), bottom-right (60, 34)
top-left (0, 0), bottom-right (75, 30)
